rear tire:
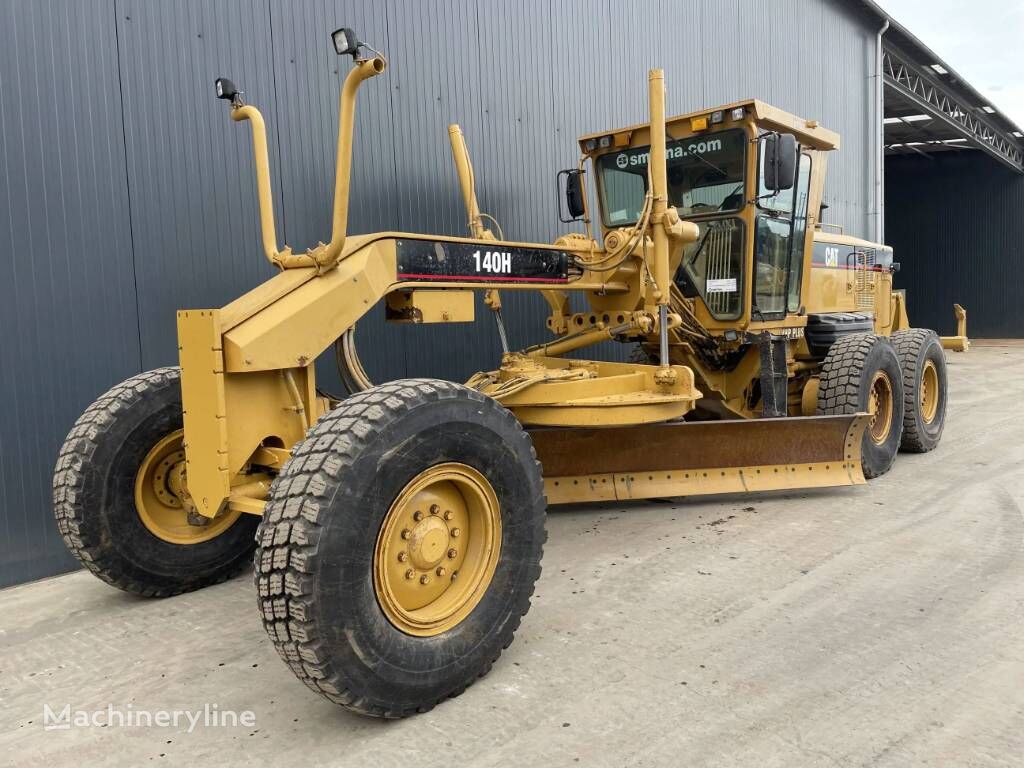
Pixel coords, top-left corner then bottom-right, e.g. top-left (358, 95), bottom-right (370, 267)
top-left (817, 335), bottom-right (904, 479)
top-left (52, 368), bottom-right (259, 596)
top-left (254, 378), bottom-right (546, 718)
top-left (891, 328), bottom-right (947, 452)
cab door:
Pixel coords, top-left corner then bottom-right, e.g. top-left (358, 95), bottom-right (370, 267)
top-left (753, 149), bottom-right (812, 320)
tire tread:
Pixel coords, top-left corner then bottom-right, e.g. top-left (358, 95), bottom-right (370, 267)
top-left (53, 367), bottom-right (253, 597)
top-left (816, 333), bottom-right (903, 479)
top-left (254, 378), bottom-right (545, 718)
top-left (891, 328), bottom-right (944, 452)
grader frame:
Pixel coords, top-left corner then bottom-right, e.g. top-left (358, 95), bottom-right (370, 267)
top-left (181, 48), bottom-right (869, 523)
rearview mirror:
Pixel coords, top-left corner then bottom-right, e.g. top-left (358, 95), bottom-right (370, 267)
top-left (763, 133), bottom-right (797, 192)
top-left (557, 169), bottom-right (586, 223)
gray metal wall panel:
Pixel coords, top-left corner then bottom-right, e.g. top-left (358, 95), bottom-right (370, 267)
top-left (385, 0), bottom-right (503, 380)
top-left (886, 152), bottom-right (1023, 338)
top-left (0, 0), bottom-right (140, 585)
top-left (0, 0), bottom-right (881, 586)
top-left (116, 0), bottom-right (284, 370)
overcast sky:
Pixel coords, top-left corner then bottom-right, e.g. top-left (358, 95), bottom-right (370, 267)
top-left (879, 0), bottom-right (1024, 128)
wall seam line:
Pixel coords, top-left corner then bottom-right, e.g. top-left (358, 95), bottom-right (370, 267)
top-left (111, 0), bottom-right (144, 373)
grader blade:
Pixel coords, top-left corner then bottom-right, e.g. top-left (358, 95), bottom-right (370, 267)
top-left (531, 414), bottom-right (869, 504)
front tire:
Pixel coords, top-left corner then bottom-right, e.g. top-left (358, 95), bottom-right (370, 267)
top-left (52, 368), bottom-right (259, 596)
top-left (817, 335), bottom-right (905, 479)
top-left (255, 378), bottom-right (546, 718)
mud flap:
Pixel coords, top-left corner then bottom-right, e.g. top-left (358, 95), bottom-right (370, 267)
top-left (529, 414), bottom-right (869, 505)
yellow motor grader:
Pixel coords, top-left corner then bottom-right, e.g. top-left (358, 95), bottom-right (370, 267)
top-left (54, 27), bottom-right (952, 717)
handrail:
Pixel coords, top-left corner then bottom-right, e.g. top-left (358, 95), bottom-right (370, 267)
top-left (319, 56), bottom-right (388, 266)
top-left (230, 105), bottom-right (282, 266)
top-left (229, 55), bottom-right (387, 272)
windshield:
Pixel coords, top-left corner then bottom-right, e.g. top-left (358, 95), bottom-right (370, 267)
top-left (596, 128), bottom-right (747, 226)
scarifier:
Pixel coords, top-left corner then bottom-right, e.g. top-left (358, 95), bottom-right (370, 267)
top-left (53, 27), bottom-right (960, 717)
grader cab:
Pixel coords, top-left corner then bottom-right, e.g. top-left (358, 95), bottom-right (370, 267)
top-left (54, 27), bottom-right (950, 717)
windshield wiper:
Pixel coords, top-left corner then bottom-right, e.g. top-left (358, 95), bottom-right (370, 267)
top-left (718, 183), bottom-right (744, 210)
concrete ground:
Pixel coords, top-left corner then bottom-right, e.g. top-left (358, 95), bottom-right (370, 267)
top-left (2, 343), bottom-right (1022, 767)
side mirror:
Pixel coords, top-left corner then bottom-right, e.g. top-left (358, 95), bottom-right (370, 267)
top-left (763, 133), bottom-right (797, 192)
top-left (557, 169), bottom-right (586, 223)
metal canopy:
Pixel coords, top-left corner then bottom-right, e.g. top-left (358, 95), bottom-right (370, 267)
top-left (851, 0), bottom-right (1024, 173)
top-left (883, 45), bottom-right (1024, 171)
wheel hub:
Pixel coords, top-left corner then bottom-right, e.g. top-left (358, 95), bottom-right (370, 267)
top-left (374, 463), bottom-right (501, 637)
top-left (921, 359), bottom-right (939, 423)
top-left (408, 516), bottom-right (450, 570)
top-left (151, 448), bottom-right (186, 508)
top-left (867, 371), bottom-right (894, 444)
top-left (135, 430), bottom-right (241, 545)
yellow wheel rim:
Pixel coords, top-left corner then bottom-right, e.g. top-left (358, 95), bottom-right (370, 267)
top-left (374, 463), bottom-right (502, 637)
top-left (867, 371), bottom-right (894, 444)
top-left (134, 430), bottom-right (241, 545)
top-left (921, 359), bottom-right (939, 423)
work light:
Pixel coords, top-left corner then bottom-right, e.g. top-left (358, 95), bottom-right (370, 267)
top-left (214, 77), bottom-right (238, 101)
top-left (332, 27), bottom-right (360, 57)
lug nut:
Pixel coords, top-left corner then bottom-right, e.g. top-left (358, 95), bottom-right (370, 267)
top-left (443, 510), bottom-right (454, 520)
top-left (450, 527), bottom-right (461, 538)
top-left (430, 504), bottom-right (439, 515)
top-left (413, 510), bottom-right (423, 522)
top-left (451, 571), bottom-right (458, 581)
top-left (397, 551), bottom-right (408, 562)
top-left (420, 574), bottom-right (430, 585)
top-left (405, 569), bottom-right (415, 580)
top-left (447, 548), bottom-right (457, 559)
top-left (401, 529), bottom-right (411, 540)
top-left (436, 566), bottom-right (447, 577)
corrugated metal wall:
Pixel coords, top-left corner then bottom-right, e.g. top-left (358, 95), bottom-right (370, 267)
top-left (886, 152), bottom-right (1024, 338)
top-left (0, 0), bottom-right (140, 584)
top-left (0, 0), bottom-right (879, 586)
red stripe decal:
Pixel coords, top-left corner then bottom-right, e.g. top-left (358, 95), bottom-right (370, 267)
top-left (811, 263), bottom-right (889, 272)
top-left (397, 273), bottom-right (569, 283)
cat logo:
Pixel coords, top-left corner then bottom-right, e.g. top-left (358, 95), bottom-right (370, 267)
top-left (824, 246), bottom-right (839, 268)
